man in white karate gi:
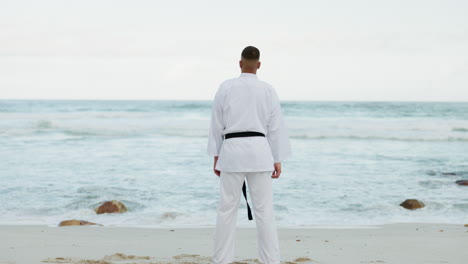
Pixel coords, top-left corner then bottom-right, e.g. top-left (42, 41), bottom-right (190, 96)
top-left (207, 46), bottom-right (292, 264)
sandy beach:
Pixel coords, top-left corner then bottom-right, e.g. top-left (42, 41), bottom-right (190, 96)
top-left (1, 223), bottom-right (467, 264)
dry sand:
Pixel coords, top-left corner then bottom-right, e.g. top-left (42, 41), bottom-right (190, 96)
top-left (1, 223), bottom-right (467, 264)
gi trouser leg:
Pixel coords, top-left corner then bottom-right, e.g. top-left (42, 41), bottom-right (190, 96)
top-left (247, 171), bottom-right (281, 264)
top-left (211, 171), bottom-right (280, 264)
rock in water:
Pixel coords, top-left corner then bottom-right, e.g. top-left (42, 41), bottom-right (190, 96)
top-left (400, 199), bottom-right (425, 210)
top-left (59, 220), bottom-right (101, 226)
top-left (455, 180), bottom-right (468, 186)
top-left (95, 200), bottom-right (128, 214)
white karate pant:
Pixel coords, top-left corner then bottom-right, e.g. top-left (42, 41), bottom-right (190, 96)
top-left (211, 171), bottom-right (280, 264)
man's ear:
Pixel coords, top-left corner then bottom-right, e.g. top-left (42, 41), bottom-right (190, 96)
top-left (257, 61), bottom-right (261, 69)
top-left (239, 60), bottom-right (243, 69)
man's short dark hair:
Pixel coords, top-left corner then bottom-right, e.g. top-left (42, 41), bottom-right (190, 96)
top-left (241, 46), bottom-right (260, 60)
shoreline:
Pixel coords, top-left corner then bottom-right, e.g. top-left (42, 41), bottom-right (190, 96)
top-left (1, 223), bottom-right (467, 264)
top-left (1, 220), bottom-right (466, 229)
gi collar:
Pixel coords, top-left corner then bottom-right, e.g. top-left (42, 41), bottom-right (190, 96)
top-left (239, 72), bottom-right (258, 78)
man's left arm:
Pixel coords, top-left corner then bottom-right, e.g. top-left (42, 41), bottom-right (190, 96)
top-left (213, 156), bottom-right (220, 177)
top-left (207, 86), bottom-right (225, 176)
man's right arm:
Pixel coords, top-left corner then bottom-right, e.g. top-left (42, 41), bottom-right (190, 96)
top-left (266, 87), bottom-right (292, 178)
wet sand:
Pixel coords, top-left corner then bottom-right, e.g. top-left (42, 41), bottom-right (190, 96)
top-left (1, 223), bottom-right (467, 264)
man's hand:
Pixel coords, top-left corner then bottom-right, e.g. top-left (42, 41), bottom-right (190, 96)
top-left (272, 162), bottom-right (281, 178)
top-left (213, 156), bottom-right (220, 177)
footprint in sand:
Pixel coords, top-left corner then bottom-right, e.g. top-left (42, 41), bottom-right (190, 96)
top-left (294, 257), bottom-right (313, 262)
top-left (42, 257), bottom-right (77, 263)
top-left (102, 253), bottom-right (151, 261)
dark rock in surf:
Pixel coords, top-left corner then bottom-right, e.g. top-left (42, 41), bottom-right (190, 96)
top-left (59, 219), bottom-right (102, 226)
top-left (442, 172), bottom-right (457, 176)
top-left (95, 200), bottom-right (128, 214)
top-left (455, 180), bottom-right (468, 186)
top-left (400, 199), bottom-right (425, 210)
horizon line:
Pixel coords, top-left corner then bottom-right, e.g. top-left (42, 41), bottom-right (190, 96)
top-left (0, 98), bottom-right (467, 103)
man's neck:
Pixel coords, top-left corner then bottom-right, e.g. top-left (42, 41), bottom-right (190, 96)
top-left (241, 70), bottom-right (257, 74)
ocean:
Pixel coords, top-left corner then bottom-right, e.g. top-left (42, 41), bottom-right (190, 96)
top-left (0, 100), bottom-right (467, 228)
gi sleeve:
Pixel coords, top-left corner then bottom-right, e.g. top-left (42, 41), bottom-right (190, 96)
top-left (207, 85), bottom-right (225, 156)
top-left (267, 88), bottom-right (292, 163)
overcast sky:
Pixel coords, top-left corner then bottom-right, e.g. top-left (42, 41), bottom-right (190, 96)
top-left (0, 0), bottom-right (467, 101)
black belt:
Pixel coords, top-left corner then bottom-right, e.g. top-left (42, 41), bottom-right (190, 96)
top-left (224, 131), bottom-right (265, 221)
top-left (242, 182), bottom-right (253, 221)
top-left (224, 131), bottom-right (265, 139)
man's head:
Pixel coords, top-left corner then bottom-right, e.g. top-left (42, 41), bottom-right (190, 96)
top-left (239, 46), bottom-right (261, 73)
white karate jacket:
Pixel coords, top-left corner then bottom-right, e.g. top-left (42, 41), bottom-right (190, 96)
top-left (207, 72), bottom-right (292, 172)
